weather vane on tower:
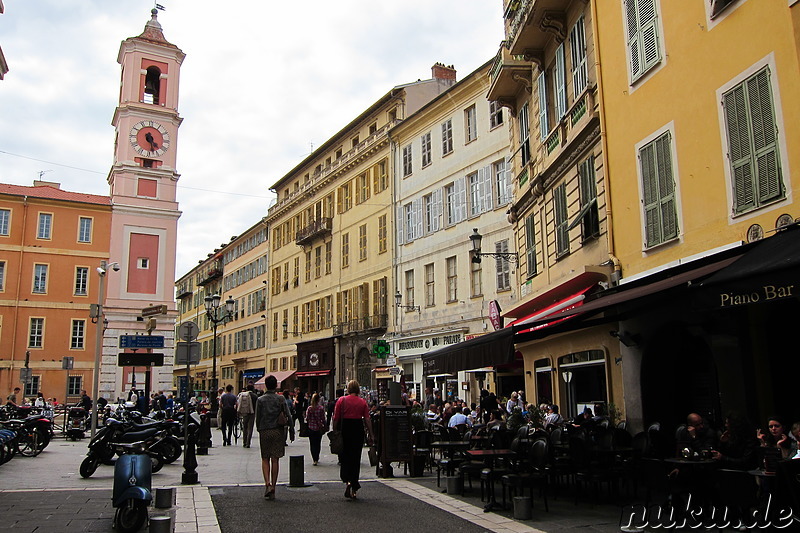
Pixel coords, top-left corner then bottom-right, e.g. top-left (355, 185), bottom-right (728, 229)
top-left (153, 2), bottom-right (165, 11)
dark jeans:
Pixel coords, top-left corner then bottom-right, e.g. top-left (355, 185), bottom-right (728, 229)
top-left (221, 408), bottom-right (236, 444)
top-left (308, 429), bottom-right (323, 462)
top-left (340, 418), bottom-right (365, 491)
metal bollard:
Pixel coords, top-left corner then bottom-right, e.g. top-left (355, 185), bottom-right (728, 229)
top-left (289, 455), bottom-right (305, 487)
top-left (149, 515), bottom-right (173, 533)
top-left (513, 496), bottom-right (532, 520)
top-left (154, 487), bottom-right (175, 509)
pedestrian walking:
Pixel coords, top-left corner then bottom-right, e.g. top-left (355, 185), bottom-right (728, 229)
top-left (237, 384), bottom-right (258, 448)
top-left (333, 379), bottom-right (374, 500)
top-left (305, 393), bottom-right (327, 465)
top-left (220, 385), bottom-right (238, 446)
top-left (6, 387), bottom-right (20, 407)
top-left (255, 375), bottom-right (294, 500)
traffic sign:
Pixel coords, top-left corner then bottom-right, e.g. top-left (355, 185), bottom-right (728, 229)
top-left (178, 321), bottom-right (199, 342)
top-left (119, 335), bottom-right (165, 349)
top-left (141, 304), bottom-right (168, 317)
top-left (19, 368), bottom-right (32, 384)
top-left (388, 367), bottom-right (401, 376)
top-left (386, 356), bottom-right (396, 366)
top-left (118, 352), bottom-right (165, 367)
top-left (175, 342), bottom-right (201, 365)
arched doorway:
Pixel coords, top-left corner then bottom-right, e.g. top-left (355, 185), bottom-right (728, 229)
top-left (356, 347), bottom-right (373, 389)
top-left (641, 323), bottom-right (720, 432)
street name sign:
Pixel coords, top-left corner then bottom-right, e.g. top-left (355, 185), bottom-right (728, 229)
top-left (119, 335), bottom-right (165, 349)
top-left (141, 304), bottom-right (168, 317)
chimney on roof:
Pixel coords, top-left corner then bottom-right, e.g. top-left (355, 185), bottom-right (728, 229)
top-left (431, 62), bottom-right (457, 83)
top-left (33, 180), bottom-right (61, 189)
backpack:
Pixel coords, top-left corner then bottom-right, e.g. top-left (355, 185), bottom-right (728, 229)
top-left (237, 391), bottom-right (253, 414)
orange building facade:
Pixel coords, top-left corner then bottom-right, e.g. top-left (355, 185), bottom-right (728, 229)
top-left (0, 181), bottom-right (111, 404)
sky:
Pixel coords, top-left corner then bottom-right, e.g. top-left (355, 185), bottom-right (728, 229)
top-left (0, 0), bottom-right (505, 276)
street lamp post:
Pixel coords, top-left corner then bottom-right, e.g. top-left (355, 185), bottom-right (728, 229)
top-left (469, 228), bottom-right (519, 264)
top-left (203, 294), bottom-right (235, 395)
top-left (90, 260), bottom-right (118, 438)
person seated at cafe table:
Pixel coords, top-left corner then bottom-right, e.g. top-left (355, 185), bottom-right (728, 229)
top-left (486, 409), bottom-right (505, 430)
top-left (710, 411), bottom-right (758, 470)
top-left (757, 415), bottom-right (793, 459)
top-left (448, 407), bottom-right (472, 429)
top-left (426, 404), bottom-right (441, 425)
top-left (675, 412), bottom-right (717, 456)
top-left (543, 404), bottom-right (564, 429)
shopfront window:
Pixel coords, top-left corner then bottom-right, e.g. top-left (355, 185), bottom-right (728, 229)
top-left (534, 358), bottom-right (553, 405)
top-left (558, 349), bottom-right (607, 419)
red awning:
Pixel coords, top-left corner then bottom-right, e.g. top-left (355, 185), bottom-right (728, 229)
top-left (253, 370), bottom-right (296, 391)
top-left (509, 284), bottom-right (596, 335)
top-left (294, 370), bottom-right (332, 378)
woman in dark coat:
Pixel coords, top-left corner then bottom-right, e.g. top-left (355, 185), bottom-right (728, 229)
top-left (333, 380), bottom-right (374, 499)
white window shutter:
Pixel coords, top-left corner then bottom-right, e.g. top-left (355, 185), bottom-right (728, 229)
top-left (396, 205), bottom-right (405, 245)
top-left (413, 198), bottom-right (424, 239)
top-left (456, 177), bottom-right (467, 222)
top-left (555, 44), bottom-right (567, 120)
top-left (537, 71), bottom-right (548, 140)
top-left (432, 188), bottom-right (442, 232)
top-left (482, 165), bottom-right (493, 211)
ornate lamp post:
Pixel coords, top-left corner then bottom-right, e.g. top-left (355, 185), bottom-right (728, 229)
top-left (469, 228), bottom-right (518, 264)
top-left (203, 294), bottom-right (235, 394)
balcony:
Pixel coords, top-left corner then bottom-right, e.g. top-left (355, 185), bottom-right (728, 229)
top-left (333, 314), bottom-right (388, 336)
top-left (175, 284), bottom-right (192, 299)
top-left (505, 0), bottom-right (567, 57)
top-left (196, 261), bottom-right (223, 286)
top-left (487, 46), bottom-right (532, 107)
top-left (296, 217), bottom-right (332, 246)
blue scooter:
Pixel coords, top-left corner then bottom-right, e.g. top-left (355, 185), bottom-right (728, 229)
top-left (112, 440), bottom-right (152, 532)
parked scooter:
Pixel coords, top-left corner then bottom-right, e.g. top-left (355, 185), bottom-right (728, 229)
top-left (66, 406), bottom-right (87, 440)
top-left (112, 439), bottom-right (152, 532)
top-left (79, 418), bottom-right (167, 478)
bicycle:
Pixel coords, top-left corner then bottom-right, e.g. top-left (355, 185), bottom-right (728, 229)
top-left (232, 415), bottom-right (241, 444)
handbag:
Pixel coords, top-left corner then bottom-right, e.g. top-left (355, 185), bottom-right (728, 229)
top-left (368, 446), bottom-right (378, 467)
top-left (327, 430), bottom-right (343, 454)
top-left (277, 403), bottom-right (288, 427)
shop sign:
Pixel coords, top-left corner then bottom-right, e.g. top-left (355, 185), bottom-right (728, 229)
top-left (488, 300), bottom-right (503, 330)
top-left (396, 332), bottom-right (463, 355)
top-left (718, 284), bottom-right (795, 308)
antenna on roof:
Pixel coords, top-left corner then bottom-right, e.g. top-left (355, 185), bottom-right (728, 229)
top-left (37, 170), bottom-right (52, 179)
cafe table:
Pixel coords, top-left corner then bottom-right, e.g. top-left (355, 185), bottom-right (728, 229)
top-left (465, 449), bottom-right (518, 511)
top-left (431, 441), bottom-right (470, 459)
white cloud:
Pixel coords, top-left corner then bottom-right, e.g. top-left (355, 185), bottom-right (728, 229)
top-left (0, 0), bottom-right (504, 275)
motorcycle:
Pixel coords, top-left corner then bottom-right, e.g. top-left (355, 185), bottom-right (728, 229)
top-left (112, 440), bottom-right (152, 533)
top-left (79, 418), bottom-right (168, 478)
top-left (66, 406), bottom-right (87, 440)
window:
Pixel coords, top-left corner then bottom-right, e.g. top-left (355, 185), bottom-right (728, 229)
top-left (314, 246), bottom-right (322, 278)
top-left (445, 178), bottom-right (466, 225)
top-left (33, 264), bottom-right (48, 293)
top-left (281, 357), bottom-right (288, 371)
top-left (465, 105), bottom-right (477, 142)
top-left (519, 103), bottom-right (531, 165)
top-left (489, 101), bottom-right (503, 129)
top-left (424, 191), bottom-right (442, 234)
top-left (67, 376), bottom-right (82, 396)
top-left (554, 183), bottom-right (570, 258)
top-left (356, 173), bottom-right (370, 204)
top-left (446, 256), bottom-right (457, 302)
top-left (74, 266), bottom-right (88, 296)
top-left (283, 309), bottom-right (289, 339)
top-left (29, 317), bottom-right (44, 348)
top-left (24, 376), bottom-right (40, 397)
top-left (537, 72), bottom-right (549, 140)
top-left (421, 132), bottom-right (432, 167)
top-left (305, 250), bottom-right (311, 282)
top-left (570, 15), bottom-right (588, 96)
top-left (37, 213), bottom-right (52, 239)
top-left (404, 270), bottom-right (415, 309)
top-left (373, 159), bottom-right (388, 194)
top-left (722, 66), bottom-right (784, 215)
top-left (341, 233), bottom-right (349, 268)
top-left (468, 168), bottom-right (492, 217)
top-left (325, 241), bottom-right (332, 274)
top-left (625, 0), bottom-right (661, 81)
top-left (425, 263), bottom-right (435, 307)
top-left (359, 224), bottom-right (367, 261)
top-left (378, 214), bottom-right (387, 253)
top-left (441, 119), bottom-right (453, 155)
top-left (710, 0), bottom-right (738, 18)
top-left (272, 312), bottom-right (278, 342)
top-left (78, 217), bottom-right (92, 243)
top-left (569, 156), bottom-right (600, 240)
top-left (0, 261), bottom-right (5, 291)
top-left (470, 252), bottom-right (483, 297)
top-left (525, 213), bottom-right (537, 277)
top-left (402, 144), bottom-right (413, 177)
top-left (138, 258), bottom-right (149, 269)
top-left (270, 358), bottom-right (278, 372)
top-left (494, 159), bottom-right (511, 206)
top-left (495, 240), bottom-right (511, 291)
top-left (639, 131), bottom-right (678, 248)
top-left (554, 44), bottom-right (567, 121)
top-left (71, 319), bottom-right (85, 349)
top-left (0, 209), bottom-right (10, 235)
top-left (404, 200), bottom-right (422, 242)
top-left (337, 181), bottom-right (353, 212)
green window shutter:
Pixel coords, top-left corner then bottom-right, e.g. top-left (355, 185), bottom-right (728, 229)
top-left (538, 71), bottom-right (548, 140)
top-left (525, 213), bottom-right (536, 276)
top-left (748, 68), bottom-right (782, 204)
top-left (640, 132), bottom-right (678, 247)
top-left (626, 0), bottom-right (642, 79)
top-left (638, 0), bottom-right (660, 73)
top-left (554, 183), bottom-right (569, 257)
top-left (640, 142), bottom-right (662, 247)
top-left (723, 84), bottom-right (755, 214)
top-left (655, 134), bottom-right (678, 241)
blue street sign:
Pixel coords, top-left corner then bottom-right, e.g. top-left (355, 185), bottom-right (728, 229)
top-left (119, 335), bottom-right (165, 349)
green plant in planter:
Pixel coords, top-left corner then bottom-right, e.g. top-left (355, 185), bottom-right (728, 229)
top-left (410, 404), bottom-right (426, 431)
top-left (607, 402), bottom-right (623, 427)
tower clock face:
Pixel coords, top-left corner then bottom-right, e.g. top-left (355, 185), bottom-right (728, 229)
top-left (129, 120), bottom-right (170, 158)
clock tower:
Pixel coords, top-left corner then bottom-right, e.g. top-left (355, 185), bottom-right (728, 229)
top-left (103, 9), bottom-right (184, 400)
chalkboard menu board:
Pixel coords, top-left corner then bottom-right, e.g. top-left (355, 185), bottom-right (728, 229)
top-left (380, 405), bottom-right (412, 462)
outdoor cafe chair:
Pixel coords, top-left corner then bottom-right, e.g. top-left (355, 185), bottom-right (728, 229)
top-left (501, 438), bottom-right (550, 512)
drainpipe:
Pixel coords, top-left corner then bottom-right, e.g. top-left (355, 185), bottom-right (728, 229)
top-left (9, 196), bottom-right (29, 378)
top-left (589, 0), bottom-right (622, 285)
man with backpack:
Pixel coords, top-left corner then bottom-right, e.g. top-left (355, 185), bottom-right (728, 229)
top-left (236, 384), bottom-right (259, 448)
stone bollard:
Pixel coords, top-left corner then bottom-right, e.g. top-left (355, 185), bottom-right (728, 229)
top-left (154, 487), bottom-right (175, 509)
top-left (289, 455), bottom-right (305, 487)
top-left (513, 496), bottom-right (532, 520)
top-left (149, 515), bottom-right (173, 533)
top-left (446, 475), bottom-right (463, 496)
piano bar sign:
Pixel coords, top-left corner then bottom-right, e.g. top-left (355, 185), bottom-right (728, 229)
top-left (719, 284), bottom-right (795, 308)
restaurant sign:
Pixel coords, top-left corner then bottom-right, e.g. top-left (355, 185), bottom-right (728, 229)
top-left (718, 283), bottom-right (795, 308)
top-left (395, 332), bottom-right (464, 356)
